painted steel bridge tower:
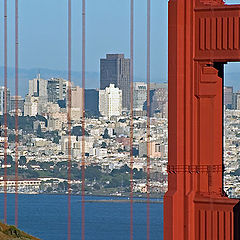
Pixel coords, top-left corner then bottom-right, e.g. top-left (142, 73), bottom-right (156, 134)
top-left (164, 0), bottom-right (240, 239)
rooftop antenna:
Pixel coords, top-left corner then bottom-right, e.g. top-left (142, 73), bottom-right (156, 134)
top-left (37, 69), bottom-right (41, 80)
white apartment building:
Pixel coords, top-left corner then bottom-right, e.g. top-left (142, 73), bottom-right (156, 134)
top-left (99, 84), bottom-right (122, 118)
top-left (60, 135), bottom-right (94, 158)
top-left (24, 95), bottom-right (39, 116)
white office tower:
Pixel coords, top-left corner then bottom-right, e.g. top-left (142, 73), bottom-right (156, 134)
top-left (133, 82), bottom-right (147, 111)
top-left (99, 84), bottom-right (122, 118)
top-left (29, 74), bottom-right (47, 98)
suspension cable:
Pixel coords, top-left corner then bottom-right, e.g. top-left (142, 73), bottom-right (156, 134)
top-left (146, 0), bottom-right (151, 239)
top-left (4, 0), bottom-right (8, 225)
top-left (15, 0), bottom-right (19, 228)
top-left (81, 0), bottom-right (86, 239)
top-left (130, 0), bottom-right (134, 239)
top-left (67, 0), bottom-right (72, 239)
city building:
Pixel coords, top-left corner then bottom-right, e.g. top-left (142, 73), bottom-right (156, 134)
top-left (236, 93), bottom-right (240, 110)
top-left (0, 86), bottom-right (10, 115)
top-left (60, 135), bottom-right (94, 158)
top-left (133, 82), bottom-right (147, 111)
top-left (224, 86), bottom-right (233, 109)
top-left (29, 74), bottom-right (47, 99)
top-left (10, 95), bottom-right (24, 115)
top-left (47, 111), bottom-right (67, 131)
top-left (85, 89), bottom-right (99, 116)
top-left (70, 86), bottom-right (83, 109)
top-left (100, 54), bottom-right (130, 109)
top-left (151, 88), bottom-right (168, 117)
top-left (65, 86), bottom-right (84, 121)
top-left (99, 84), bottom-right (122, 118)
top-left (24, 95), bottom-right (39, 116)
top-left (47, 78), bottom-right (70, 103)
top-left (150, 82), bottom-right (168, 91)
top-left (143, 83), bottom-right (168, 117)
top-left (139, 141), bottom-right (163, 158)
top-left (232, 92), bottom-right (240, 110)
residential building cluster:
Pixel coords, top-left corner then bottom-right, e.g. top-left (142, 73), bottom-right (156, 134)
top-left (1, 54), bottom-right (240, 198)
top-left (0, 53), bottom-right (169, 196)
top-left (224, 109), bottom-right (240, 198)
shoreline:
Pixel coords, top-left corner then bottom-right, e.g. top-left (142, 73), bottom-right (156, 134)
top-left (83, 199), bottom-right (163, 204)
top-left (0, 191), bottom-right (164, 200)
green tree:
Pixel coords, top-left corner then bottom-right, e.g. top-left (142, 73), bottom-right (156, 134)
top-left (103, 129), bottom-right (110, 139)
top-left (36, 124), bottom-right (43, 138)
top-left (19, 156), bottom-right (27, 165)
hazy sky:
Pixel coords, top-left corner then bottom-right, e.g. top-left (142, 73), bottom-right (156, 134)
top-left (0, 0), bottom-right (168, 83)
top-left (0, 0), bottom-right (240, 87)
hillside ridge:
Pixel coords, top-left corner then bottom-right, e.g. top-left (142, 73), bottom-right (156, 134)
top-left (0, 222), bottom-right (40, 240)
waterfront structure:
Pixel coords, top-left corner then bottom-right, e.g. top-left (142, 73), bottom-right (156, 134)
top-left (100, 54), bottom-right (130, 109)
top-left (0, 86), bottom-right (10, 115)
top-left (0, 179), bottom-right (41, 193)
top-left (165, 0), bottom-right (240, 239)
top-left (99, 84), bottom-right (122, 118)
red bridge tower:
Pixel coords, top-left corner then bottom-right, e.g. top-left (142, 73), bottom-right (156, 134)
top-left (165, 0), bottom-right (240, 239)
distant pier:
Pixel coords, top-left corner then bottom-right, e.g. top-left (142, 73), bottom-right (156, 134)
top-left (84, 199), bottom-right (163, 204)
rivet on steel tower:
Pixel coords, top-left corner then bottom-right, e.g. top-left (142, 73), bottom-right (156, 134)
top-left (164, 0), bottom-right (240, 239)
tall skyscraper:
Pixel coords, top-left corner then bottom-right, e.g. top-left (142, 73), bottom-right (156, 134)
top-left (29, 74), bottom-right (47, 98)
top-left (47, 78), bottom-right (70, 103)
top-left (99, 84), bottom-right (122, 118)
top-left (233, 92), bottom-right (240, 110)
top-left (0, 86), bottom-right (10, 115)
top-left (85, 89), bottom-right (99, 117)
top-left (100, 54), bottom-right (130, 110)
top-left (224, 86), bottom-right (233, 109)
top-left (133, 82), bottom-right (147, 111)
top-left (144, 83), bottom-right (168, 117)
top-left (67, 86), bottom-right (84, 120)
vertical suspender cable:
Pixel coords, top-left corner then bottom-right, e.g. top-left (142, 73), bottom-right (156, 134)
top-left (4, 0), bottom-right (8, 225)
top-left (15, 0), bottom-right (19, 228)
top-left (67, 0), bottom-right (72, 239)
top-left (81, 0), bottom-right (86, 239)
top-left (146, 0), bottom-right (151, 240)
top-left (130, 0), bottom-right (134, 239)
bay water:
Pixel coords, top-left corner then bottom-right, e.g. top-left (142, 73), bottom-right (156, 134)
top-left (0, 194), bottom-right (163, 240)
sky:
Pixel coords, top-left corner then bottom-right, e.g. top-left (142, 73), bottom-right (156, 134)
top-left (0, 0), bottom-right (168, 85)
top-left (0, 0), bottom-right (240, 91)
